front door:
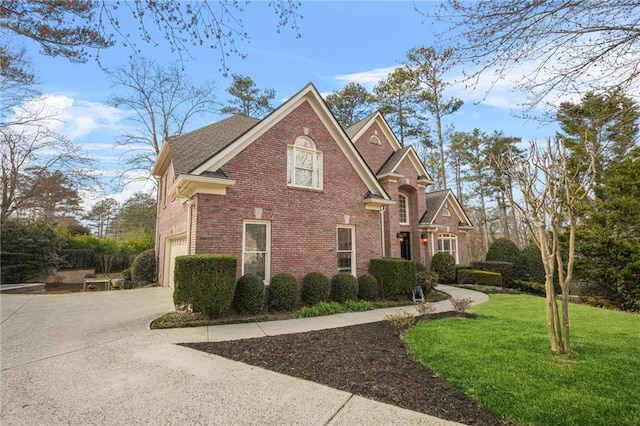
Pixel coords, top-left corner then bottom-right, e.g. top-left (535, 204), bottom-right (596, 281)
top-left (400, 232), bottom-right (411, 260)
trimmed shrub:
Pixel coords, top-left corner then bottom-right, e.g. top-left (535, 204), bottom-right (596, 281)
top-left (370, 258), bottom-right (416, 299)
top-left (472, 261), bottom-right (513, 287)
top-left (414, 261), bottom-right (427, 273)
top-left (486, 238), bottom-right (526, 282)
top-left (431, 252), bottom-right (456, 283)
top-left (121, 267), bottom-right (132, 280)
top-left (357, 273), bottom-right (379, 300)
top-left (268, 273), bottom-right (298, 311)
top-left (302, 272), bottom-right (330, 305)
top-left (131, 249), bottom-right (156, 284)
top-left (458, 269), bottom-right (503, 286)
top-left (234, 273), bottom-right (265, 314)
top-left (455, 265), bottom-right (472, 282)
top-left (512, 280), bottom-right (546, 296)
top-left (173, 254), bottom-right (237, 317)
top-left (522, 242), bottom-right (545, 283)
top-left (331, 273), bottom-right (359, 303)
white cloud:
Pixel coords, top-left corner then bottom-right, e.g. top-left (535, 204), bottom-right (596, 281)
top-left (335, 66), bottom-right (397, 90)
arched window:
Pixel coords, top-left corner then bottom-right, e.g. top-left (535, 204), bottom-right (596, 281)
top-left (437, 233), bottom-right (458, 263)
top-left (287, 137), bottom-right (323, 189)
top-left (370, 135), bottom-right (381, 145)
top-left (398, 193), bottom-right (409, 225)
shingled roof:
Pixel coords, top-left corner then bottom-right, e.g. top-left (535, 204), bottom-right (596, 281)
top-left (376, 146), bottom-right (411, 175)
top-left (420, 189), bottom-right (450, 225)
top-left (345, 112), bottom-right (377, 139)
top-left (168, 114), bottom-right (259, 175)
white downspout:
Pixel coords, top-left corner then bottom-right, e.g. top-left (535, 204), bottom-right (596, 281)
top-left (186, 198), bottom-right (194, 255)
top-left (380, 206), bottom-right (386, 257)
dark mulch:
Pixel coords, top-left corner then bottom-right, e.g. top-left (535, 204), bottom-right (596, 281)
top-left (182, 311), bottom-right (511, 425)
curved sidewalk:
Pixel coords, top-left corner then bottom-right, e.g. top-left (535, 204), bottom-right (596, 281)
top-left (153, 284), bottom-right (488, 344)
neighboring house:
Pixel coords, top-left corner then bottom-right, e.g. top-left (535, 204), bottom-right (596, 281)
top-left (152, 83), bottom-right (473, 288)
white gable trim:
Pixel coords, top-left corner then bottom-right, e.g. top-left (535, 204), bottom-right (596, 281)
top-left (192, 83), bottom-right (390, 201)
top-left (350, 112), bottom-right (402, 151)
top-left (429, 190), bottom-right (473, 226)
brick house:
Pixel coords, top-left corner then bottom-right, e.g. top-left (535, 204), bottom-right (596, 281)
top-left (152, 83), bottom-right (473, 288)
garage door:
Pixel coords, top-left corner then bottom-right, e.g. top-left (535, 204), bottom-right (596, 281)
top-left (166, 237), bottom-right (188, 289)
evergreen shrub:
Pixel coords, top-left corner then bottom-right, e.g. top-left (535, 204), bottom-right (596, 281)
top-left (268, 273), bottom-right (298, 311)
top-left (131, 249), bottom-right (156, 284)
top-left (458, 269), bottom-right (503, 286)
top-left (235, 273), bottom-right (265, 314)
top-left (521, 242), bottom-right (545, 283)
top-left (302, 272), bottom-right (330, 305)
top-left (357, 274), bottom-right (379, 300)
top-left (369, 258), bottom-right (416, 299)
top-left (331, 272), bottom-right (358, 303)
top-left (431, 252), bottom-right (456, 283)
top-left (472, 261), bottom-right (513, 287)
top-left (173, 254), bottom-right (237, 317)
top-left (486, 238), bottom-right (526, 282)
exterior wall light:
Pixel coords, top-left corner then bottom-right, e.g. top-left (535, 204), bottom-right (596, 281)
top-left (420, 233), bottom-right (429, 244)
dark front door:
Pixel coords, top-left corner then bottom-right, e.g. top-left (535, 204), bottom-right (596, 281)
top-left (400, 232), bottom-right (411, 260)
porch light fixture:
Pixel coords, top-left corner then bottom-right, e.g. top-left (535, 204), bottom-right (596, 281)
top-left (420, 233), bottom-right (429, 244)
top-left (396, 232), bottom-right (404, 243)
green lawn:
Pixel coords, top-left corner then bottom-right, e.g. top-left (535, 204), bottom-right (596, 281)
top-left (404, 294), bottom-right (640, 426)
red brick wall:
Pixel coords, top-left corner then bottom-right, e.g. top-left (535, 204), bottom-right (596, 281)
top-left (192, 101), bottom-right (382, 283)
top-left (352, 122), bottom-right (395, 174)
top-left (155, 161), bottom-right (189, 286)
top-left (423, 197), bottom-right (472, 269)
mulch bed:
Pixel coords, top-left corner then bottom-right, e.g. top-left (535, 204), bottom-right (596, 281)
top-left (182, 312), bottom-right (511, 425)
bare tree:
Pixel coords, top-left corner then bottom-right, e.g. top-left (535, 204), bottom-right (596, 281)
top-left (494, 138), bottom-right (595, 353)
top-left (406, 46), bottom-right (463, 189)
top-left (432, 2), bottom-right (640, 106)
top-left (107, 57), bottom-right (217, 185)
top-left (1, 1), bottom-right (302, 73)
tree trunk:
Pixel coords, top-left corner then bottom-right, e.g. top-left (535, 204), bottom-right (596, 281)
top-left (539, 225), bottom-right (561, 352)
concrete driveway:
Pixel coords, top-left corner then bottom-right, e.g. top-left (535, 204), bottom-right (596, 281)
top-left (1, 287), bottom-right (463, 425)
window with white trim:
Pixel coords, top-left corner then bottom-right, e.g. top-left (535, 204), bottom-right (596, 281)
top-left (287, 137), bottom-right (323, 189)
top-left (243, 221), bottom-right (271, 282)
top-left (398, 193), bottom-right (409, 225)
top-left (437, 233), bottom-right (458, 263)
top-left (337, 226), bottom-right (355, 274)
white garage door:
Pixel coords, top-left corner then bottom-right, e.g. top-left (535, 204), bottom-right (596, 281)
top-left (166, 237), bottom-right (188, 289)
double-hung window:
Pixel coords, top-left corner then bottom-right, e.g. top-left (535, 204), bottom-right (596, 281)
top-left (243, 221), bottom-right (270, 282)
top-left (437, 233), bottom-right (458, 264)
top-left (337, 226), bottom-right (355, 274)
top-left (287, 137), bottom-right (322, 189)
top-left (398, 193), bottom-right (409, 225)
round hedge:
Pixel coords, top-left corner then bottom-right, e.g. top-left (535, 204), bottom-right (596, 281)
top-left (521, 242), bottom-right (545, 283)
top-left (268, 273), bottom-right (298, 311)
top-left (357, 274), bottom-right (379, 300)
top-left (235, 273), bottom-right (265, 314)
top-left (431, 252), bottom-right (456, 283)
top-left (486, 238), bottom-right (526, 281)
top-left (331, 273), bottom-right (358, 303)
top-left (131, 248), bottom-right (156, 284)
top-left (302, 272), bottom-right (330, 305)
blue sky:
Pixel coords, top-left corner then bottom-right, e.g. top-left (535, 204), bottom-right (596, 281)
top-left (21, 1), bottom-right (558, 208)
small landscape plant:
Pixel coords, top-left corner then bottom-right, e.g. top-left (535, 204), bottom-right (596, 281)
top-left (384, 309), bottom-right (415, 334)
top-left (342, 299), bottom-right (373, 312)
top-left (331, 272), bottom-right (358, 303)
top-left (451, 297), bottom-right (473, 316)
top-left (357, 273), bottom-right (379, 300)
top-left (294, 301), bottom-right (342, 318)
top-left (131, 248), bottom-right (156, 284)
top-left (416, 302), bottom-right (436, 316)
top-left (302, 272), bottom-right (330, 305)
top-left (234, 273), bottom-right (265, 314)
top-left (268, 273), bottom-right (298, 311)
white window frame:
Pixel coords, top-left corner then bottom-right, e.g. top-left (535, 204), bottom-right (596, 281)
top-left (398, 193), bottom-right (409, 225)
top-left (287, 136), bottom-right (323, 190)
top-left (337, 225), bottom-right (356, 275)
top-left (437, 233), bottom-right (459, 264)
top-left (242, 220), bottom-right (271, 284)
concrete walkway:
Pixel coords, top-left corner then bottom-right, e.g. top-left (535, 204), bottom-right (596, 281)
top-left (1, 285), bottom-right (487, 426)
top-left (154, 284), bottom-right (487, 344)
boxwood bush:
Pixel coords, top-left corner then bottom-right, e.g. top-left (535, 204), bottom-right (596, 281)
top-left (173, 254), bottom-right (237, 317)
top-left (234, 273), bottom-right (265, 314)
top-left (431, 252), bottom-right (456, 283)
top-left (331, 272), bottom-right (358, 303)
top-left (458, 269), bottom-right (503, 286)
top-left (268, 273), bottom-right (298, 311)
top-left (472, 261), bottom-right (513, 287)
top-left (369, 258), bottom-right (416, 299)
top-left (131, 248), bottom-right (156, 284)
top-left (486, 238), bottom-right (526, 281)
top-left (357, 273), bottom-right (379, 300)
top-left (302, 272), bottom-right (330, 305)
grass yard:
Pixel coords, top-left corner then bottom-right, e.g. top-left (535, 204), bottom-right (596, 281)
top-left (404, 294), bottom-right (640, 426)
